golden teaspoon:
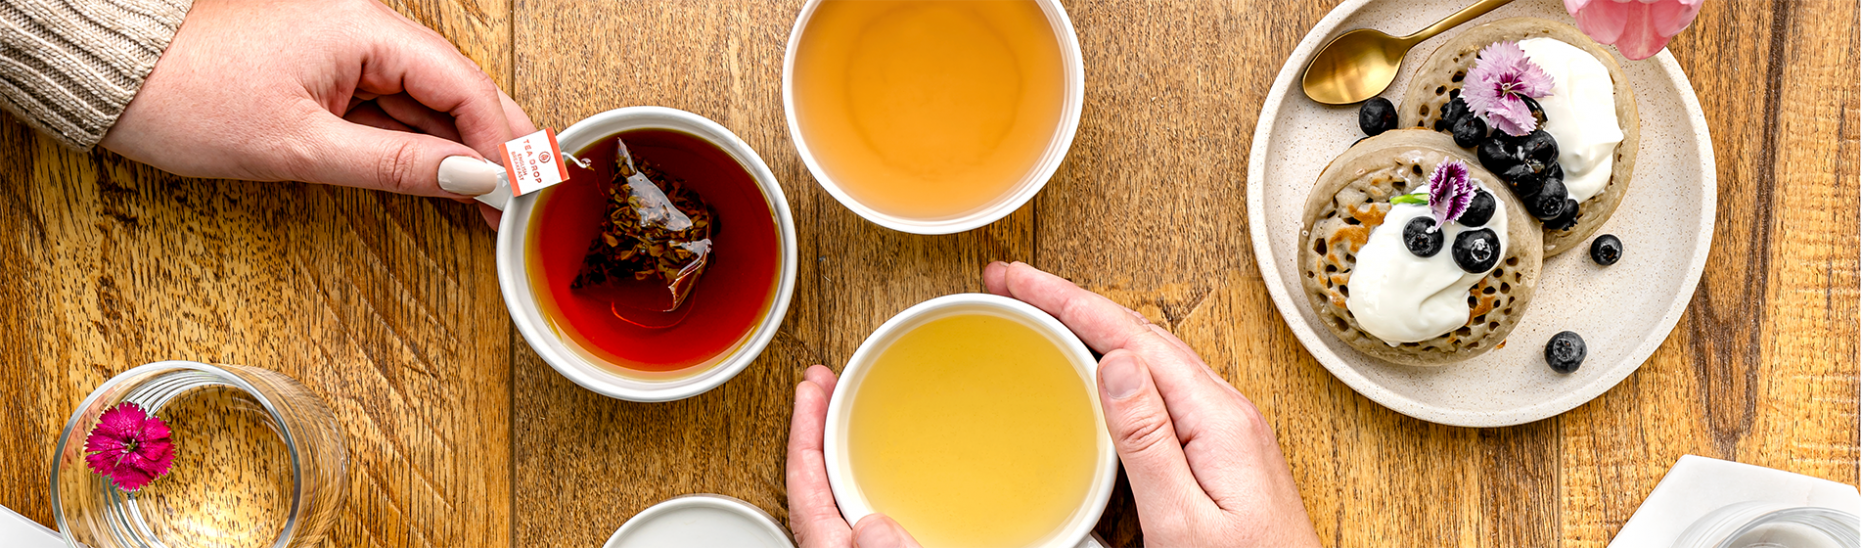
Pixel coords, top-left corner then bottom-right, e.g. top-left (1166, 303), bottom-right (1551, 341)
top-left (1301, 0), bottom-right (1515, 105)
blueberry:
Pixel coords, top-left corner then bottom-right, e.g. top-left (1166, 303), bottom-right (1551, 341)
top-left (1443, 97), bottom-right (1471, 123)
top-left (1530, 177), bottom-right (1569, 221)
top-left (1545, 331), bottom-right (1586, 374)
top-left (1436, 97), bottom-right (1471, 132)
top-left (1522, 96), bottom-right (1547, 126)
top-left (1451, 228), bottom-right (1501, 273)
top-left (1403, 217), bottom-right (1444, 257)
top-left (1459, 190), bottom-right (1496, 227)
top-left (1451, 115), bottom-right (1487, 148)
top-left (1478, 137), bottom-right (1515, 174)
top-left (1503, 163), bottom-right (1546, 197)
top-left (1359, 98), bottom-right (1398, 136)
top-left (1544, 198), bottom-right (1581, 230)
top-left (1520, 130), bottom-right (1559, 164)
top-left (1590, 234), bottom-right (1623, 265)
top-left (1544, 163), bottom-right (1564, 184)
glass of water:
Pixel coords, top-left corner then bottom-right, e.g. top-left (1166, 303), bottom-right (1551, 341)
top-left (51, 361), bottom-right (347, 548)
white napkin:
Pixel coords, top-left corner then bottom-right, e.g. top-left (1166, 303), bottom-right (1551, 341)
top-left (1608, 454), bottom-right (1861, 547)
top-left (0, 503), bottom-right (62, 548)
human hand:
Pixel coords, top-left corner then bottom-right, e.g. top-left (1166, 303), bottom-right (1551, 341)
top-left (984, 262), bottom-right (1322, 548)
top-left (787, 365), bottom-right (923, 548)
top-left (99, 0), bottom-right (536, 226)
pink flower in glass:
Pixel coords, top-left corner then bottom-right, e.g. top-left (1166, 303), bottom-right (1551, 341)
top-left (1565, 0), bottom-right (1705, 60)
top-left (1464, 41), bottom-right (1555, 137)
top-left (83, 402), bottom-right (175, 492)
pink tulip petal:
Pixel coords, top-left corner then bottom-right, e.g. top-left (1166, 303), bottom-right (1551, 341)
top-left (1565, 0), bottom-right (1594, 14)
top-left (1574, 0), bottom-right (1632, 44)
top-left (1612, 2), bottom-right (1667, 60)
top-left (1650, 0), bottom-right (1702, 37)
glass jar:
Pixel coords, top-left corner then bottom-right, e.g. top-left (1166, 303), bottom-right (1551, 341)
top-left (1673, 501), bottom-right (1860, 548)
top-left (51, 361), bottom-right (347, 548)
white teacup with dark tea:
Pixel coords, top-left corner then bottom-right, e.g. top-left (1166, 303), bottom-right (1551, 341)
top-left (825, 294), bottom-right (1118, 548)
top-left (483, 107), bottom-right (799, 402)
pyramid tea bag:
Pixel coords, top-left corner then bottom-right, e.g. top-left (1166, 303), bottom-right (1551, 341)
top-left (571, 138), bottom-right (714, 319)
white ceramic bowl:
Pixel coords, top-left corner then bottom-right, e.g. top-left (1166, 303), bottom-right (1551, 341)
top-left (496, 106), bottom-right (799, 402)
top-left (822, 294), bottom-right (1117, 548)
top-left (781, 0), bottom-right (1086, 235)
top-left (603, 494), bottom-right (794, 548)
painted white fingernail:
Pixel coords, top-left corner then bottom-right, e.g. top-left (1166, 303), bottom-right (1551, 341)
top-left (437, 156), bottom-right (503, 196)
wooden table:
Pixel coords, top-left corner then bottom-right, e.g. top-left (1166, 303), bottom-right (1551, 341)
top-left (3, 1), bottom-right (1856, 546)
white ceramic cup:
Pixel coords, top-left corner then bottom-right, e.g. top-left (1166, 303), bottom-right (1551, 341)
top-left (486, 106), bottom-right (799, 402)
top-left (822, 294), bottom-right (1118, 548)
top-left (781, 0), bottom-right (1086, 235)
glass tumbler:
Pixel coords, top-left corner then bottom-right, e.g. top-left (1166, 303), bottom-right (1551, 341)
top-left (51, 361), bottom-right (347, 548)
top-left (1673, 501), bottom-right (1860, 548)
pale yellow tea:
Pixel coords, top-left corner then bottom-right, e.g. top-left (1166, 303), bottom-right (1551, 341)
top-left (793, 0), bottom-right (1067, 220)
top-left (848, 312), bottom-right (1099, 547)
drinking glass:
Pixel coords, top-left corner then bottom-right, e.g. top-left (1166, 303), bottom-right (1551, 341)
top-left (1673, 502), bottom-right (1860, 548)
top-left (51, 361), bottom-right (346, 548)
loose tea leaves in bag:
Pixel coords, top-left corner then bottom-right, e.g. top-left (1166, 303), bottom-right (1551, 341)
top-left (571, 138), bottom-right (714, 316)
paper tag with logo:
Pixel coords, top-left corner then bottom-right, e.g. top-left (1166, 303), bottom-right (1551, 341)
top-left (498, 129), bottom-right (571, 196)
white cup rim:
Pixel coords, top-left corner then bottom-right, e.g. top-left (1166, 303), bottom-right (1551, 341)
top-left (781, 0), bottom-right (1086, 235)
top-left (496, 106), bottom-right (799, 402)
top-left (822, 293), bottom-right (1118, 548)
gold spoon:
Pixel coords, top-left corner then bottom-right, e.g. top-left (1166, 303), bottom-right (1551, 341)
top-left (1302, 0), bottom-right (1515, 105)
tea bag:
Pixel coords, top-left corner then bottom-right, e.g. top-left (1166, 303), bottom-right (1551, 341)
top-left (571, 139), bottom-right (714, 317)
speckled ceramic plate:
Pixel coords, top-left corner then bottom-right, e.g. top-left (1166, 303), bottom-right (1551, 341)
top-left (1247, 0), bottom-right (1716, 427)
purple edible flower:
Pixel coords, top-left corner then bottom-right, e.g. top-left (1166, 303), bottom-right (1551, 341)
top-left (1428, 160), bottom-right (1476, 226)
top-left (1464, 41), bottom-right (1554, 136)
top-left (84, 402), bottom-right (174, 492)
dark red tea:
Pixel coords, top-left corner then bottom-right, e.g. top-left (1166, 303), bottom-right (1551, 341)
top-left (527, 129), bottom-right (781, 376)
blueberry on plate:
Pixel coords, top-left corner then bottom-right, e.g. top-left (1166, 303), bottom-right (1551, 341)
top-left (1520, 129), bottom-right (1559, 164)
top-left (1478, 136), bottom-right (1515, 174)
top-left (1530, 178), bottom-right (1569, 221)
top-left (1544, 198), bottom-right (1580, 230)
top-left (1459, 190), bottom-right (1496, 227)
top-left (1443, 97), bottom-right (1471, 123)
top-left (1522, 96), bottom-right (1547, 126)
top-left (1590, 234), bottom-right (1623, 265)
top-left (1451, 115), bottom-right (1487, 148)
top-left (1545, 331), bottom-right (1586, 374)
top-left (1403, 217), bottom-right (1444, 257)
top-left (1359, 97), bottom-right (1398, 136)
top-left (1503, 163), bottom-right (1546, 197)
top-left (1451, 228), bottom-right (1501, 273)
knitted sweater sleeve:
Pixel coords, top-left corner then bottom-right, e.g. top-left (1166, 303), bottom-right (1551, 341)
top-left (0, 0), bottom-right (194, 151)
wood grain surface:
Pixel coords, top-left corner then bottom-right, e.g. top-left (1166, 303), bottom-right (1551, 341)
top-left (2, 1), bottom-right (1856, 547)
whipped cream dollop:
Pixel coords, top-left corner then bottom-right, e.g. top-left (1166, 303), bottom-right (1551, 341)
top-left (1346, 184), bottom-right (1508, 344)
top-left (1518, 37), bottom-right (1623, 203)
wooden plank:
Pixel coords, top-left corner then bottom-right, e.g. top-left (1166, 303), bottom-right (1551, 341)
top-left (0, 1), bottom-right (515, 546)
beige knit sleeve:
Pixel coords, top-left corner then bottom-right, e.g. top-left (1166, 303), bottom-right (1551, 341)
top-left (0, 0), bottom-right (194, 151)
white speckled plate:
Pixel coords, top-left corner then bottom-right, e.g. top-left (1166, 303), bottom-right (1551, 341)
top-left (1247, 0), bottom-right (1716, 427)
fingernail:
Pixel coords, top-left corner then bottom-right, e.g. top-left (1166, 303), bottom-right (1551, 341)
top-left (855, 516), bottom-right (907, 548)
top-left (1100, 353), bottom-right (1144, 400)
top-left (437, 156), bottom-right (503, 196)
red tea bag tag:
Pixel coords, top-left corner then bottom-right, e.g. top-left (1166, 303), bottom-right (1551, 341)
top-left (498, 129), bottom-right (571, 196)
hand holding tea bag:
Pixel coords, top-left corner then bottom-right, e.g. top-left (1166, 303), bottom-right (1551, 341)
top-left (983, 262), bottom-right (1324, 548)
top-left (788, 366), bottom-right (924, 548)
top-left (89, 0), bottom-right (534, 228)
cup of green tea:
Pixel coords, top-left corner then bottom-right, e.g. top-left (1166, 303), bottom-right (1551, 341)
top-left (824, 294), bottom-right (1118, 548)
top-left (491, 107), bottom-right (798, 402)
top-left (783, 0), bottom-right (1085, 234)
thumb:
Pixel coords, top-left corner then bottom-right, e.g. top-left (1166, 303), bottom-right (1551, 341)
top-left (289, 113), bottom-right (488, 198)
top-left (1097, 350), bottom-right (1213, 516)
top-left (852, 514), bottom-right (923, 548)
